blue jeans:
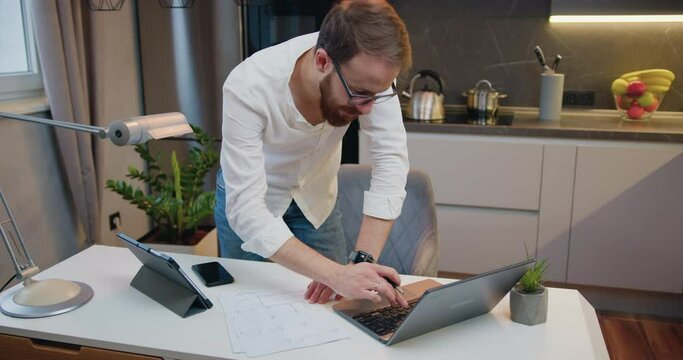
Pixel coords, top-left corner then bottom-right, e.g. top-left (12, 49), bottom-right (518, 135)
top-left (214, 169), bottom-right (347, 264)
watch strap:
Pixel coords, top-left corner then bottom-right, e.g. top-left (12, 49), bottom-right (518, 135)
top-left (348, 250), bottom-right (375, 264)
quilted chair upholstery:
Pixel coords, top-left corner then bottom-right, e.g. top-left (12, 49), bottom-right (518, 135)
top-left (337, 164), bottom-right (440, 276)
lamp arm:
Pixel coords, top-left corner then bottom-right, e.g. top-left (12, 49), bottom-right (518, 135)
top-left (0, 110), bottom-right (190, 318)
top-left (0, 112), bottom-right (107, 139)
top-left (0, 186), bottom-right (37, 282)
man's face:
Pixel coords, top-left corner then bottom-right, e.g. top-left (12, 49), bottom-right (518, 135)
top-left (319, 72), bottom-right (360, 127)
top-left (319, 52), bottom-right (400, 128)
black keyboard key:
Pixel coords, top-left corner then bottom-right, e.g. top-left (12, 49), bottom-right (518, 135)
top-left (353, 300), bottom-right (419, 336)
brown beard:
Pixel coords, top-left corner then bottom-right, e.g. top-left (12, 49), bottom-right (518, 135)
top-left (319, 73), bottom-right (361, 127)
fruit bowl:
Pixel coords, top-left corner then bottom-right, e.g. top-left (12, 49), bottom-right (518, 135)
top-left (611, 69), bottom-right (675, 122)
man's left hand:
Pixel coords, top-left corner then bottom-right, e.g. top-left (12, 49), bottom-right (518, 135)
top-left (305, 280), bottom-right (343, 304)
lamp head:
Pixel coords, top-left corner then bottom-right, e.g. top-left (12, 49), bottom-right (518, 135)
top-left (107, 112), bottom-right (192, 146)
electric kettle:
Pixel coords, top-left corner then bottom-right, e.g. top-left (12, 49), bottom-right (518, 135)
top-left (402, 70), bottom-right (445, 121)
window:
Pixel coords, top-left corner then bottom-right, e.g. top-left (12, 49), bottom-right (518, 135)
top-left (0, 0), bottom-right (43, 101)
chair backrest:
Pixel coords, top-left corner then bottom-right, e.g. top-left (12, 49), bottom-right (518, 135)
top-left (337, 164), bottom-right (440, 276)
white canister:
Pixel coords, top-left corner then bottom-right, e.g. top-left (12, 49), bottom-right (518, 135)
top-left (539, 73), bottom-right (564, 121)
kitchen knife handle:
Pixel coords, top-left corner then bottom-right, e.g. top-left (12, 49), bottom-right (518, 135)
top-left (552, 54), bottom-right (562, 71)
top-left (533, 45), bottom-right (547, 68)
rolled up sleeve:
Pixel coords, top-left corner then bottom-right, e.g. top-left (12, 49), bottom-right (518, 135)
top-left (220, 88), bottom-right (293, 258)
top-left (358, 94), bottom-right (409, 220)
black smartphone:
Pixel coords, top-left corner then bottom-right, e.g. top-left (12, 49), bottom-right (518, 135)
top-left (191, 261), bottom-right (234, 287)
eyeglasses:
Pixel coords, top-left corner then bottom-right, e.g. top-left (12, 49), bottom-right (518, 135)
top-left (331, 58), bottom-right (398, 106)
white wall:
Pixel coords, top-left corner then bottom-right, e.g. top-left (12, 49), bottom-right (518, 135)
top-left (0, 0), bottom-right (243, 286)
top-left (0, 111), bottom-right (81, 284)
top-left (89, 0), bottom-right (150, 246)
top-left (0, 0), bottom-right (152, 286)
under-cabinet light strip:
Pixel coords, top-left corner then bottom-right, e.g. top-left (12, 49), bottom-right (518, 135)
top-left (550, 15), bottom-right (683, 23)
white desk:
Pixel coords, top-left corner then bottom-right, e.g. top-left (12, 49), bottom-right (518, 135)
top-left (0, 245), bottom-right (609, 359)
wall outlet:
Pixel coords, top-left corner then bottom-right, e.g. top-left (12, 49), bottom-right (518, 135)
top-left (563, 90), bottom-right (595, 107)
top-left (109, 212), bottom-right (121, 231)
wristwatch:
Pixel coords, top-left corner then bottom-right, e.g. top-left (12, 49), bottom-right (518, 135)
top-left (348, 250), bottom-right (375, 264)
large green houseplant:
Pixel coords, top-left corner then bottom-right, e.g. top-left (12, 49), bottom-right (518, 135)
top-left (106, 125), bottom-right (219, 246)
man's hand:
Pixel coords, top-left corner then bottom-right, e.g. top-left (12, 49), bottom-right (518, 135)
top-left (270, 237), bottom-right (407, 307)
top-left (317, 263), bottom-right (409, 307)
top-left (304, 281), bottom-right (342, 304)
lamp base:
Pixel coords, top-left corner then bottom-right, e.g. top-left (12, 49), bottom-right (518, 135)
top-left (0, 279), bottom-right (93, 318)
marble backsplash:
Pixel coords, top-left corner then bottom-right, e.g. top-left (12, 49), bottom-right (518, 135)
top-left (392, 0), bottom-right (683, 111)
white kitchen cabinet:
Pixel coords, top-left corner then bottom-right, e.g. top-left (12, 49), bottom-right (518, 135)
top-left (536, 144), bottom-right (577, 282)
top-left (359, 132), bottom-right (544, 274)
top-left (436, 205), bottom-right (538, 274)
top-left (359, 129), bottom-right (683, 294)
top-left (361, 132), bottom-right (544, 211)
top-left (567, 142), bottom-right (683, 293)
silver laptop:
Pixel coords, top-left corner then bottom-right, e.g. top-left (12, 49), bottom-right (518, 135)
top-left (333, 259), bottom-right (534, 345)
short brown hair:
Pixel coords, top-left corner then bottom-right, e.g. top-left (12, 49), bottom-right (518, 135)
top-left (316, 0), bottom-right (412, 75)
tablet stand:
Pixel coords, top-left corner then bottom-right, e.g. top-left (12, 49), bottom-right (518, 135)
top-left (130, 265), bottom-right (208, 318)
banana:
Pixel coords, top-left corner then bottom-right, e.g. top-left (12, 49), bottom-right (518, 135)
top-left (644, 69), bottom-right (675, 81)
top-left (620, 69), bottom-right (675, 82)
top-left (645, 85), bottom-right (670, 93)
top-left (625, 76), bottom-right (671, 88)
top-left (639, 77), bottom-right (672, 88)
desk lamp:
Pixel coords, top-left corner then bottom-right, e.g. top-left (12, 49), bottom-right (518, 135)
top-left (0, 112), bottom-right (192, 318)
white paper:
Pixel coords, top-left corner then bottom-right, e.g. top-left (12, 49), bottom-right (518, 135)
top-left (220, 289), bottom-right (348, 357)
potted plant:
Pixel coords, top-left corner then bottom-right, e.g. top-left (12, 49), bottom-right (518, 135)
top-left (510, 260), bottom-right (549, 326)
top-left (106, 125), bottom-right (220, 256)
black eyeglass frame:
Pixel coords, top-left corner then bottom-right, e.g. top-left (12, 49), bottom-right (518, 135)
top-left (330, 58), bottom-right (398, 106)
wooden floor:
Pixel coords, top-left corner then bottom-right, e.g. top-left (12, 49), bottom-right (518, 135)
top-left (597, 311), bottom-right (683, 360)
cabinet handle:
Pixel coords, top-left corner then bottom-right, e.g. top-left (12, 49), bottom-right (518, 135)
top-left (30, 338), bottom-right (82, 354)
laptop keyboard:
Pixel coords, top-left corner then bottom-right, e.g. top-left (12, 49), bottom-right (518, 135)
top-left (352, 300), bottom-right (418, 336)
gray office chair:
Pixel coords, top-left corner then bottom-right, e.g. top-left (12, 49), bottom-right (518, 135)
top-left (337, 164), bottom-right (439, 276)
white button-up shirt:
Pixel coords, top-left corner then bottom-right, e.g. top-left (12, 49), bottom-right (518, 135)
top-left (220, 32), bottom-right (409, 258)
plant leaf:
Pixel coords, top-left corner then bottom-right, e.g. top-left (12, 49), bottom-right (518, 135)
top-left (106, 125), bottom-right (219, 244)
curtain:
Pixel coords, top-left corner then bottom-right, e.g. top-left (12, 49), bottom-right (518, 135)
top-left (136, 0), bottom-right (241, 200)
top-left (137, 0), bottom-right (241, 137)
top-left (29, 0), bottom-right (99, 247)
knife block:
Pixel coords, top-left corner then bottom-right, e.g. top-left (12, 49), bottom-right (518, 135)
top-left (539, 73), bottom-right (564, 121)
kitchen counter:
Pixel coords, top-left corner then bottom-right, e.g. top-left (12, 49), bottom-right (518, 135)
top-left (403, 106), bottom-right (683, 142)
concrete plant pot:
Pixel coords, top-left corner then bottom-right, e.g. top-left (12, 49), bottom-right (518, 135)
top-left (510, 285), bottom-right (548, 326)
top-left (151, 228), bottom-right (218, 256)
top-left (139, 226), bottom-right (218, 257)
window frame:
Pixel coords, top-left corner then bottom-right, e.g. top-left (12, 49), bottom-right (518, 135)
top-left (0, 0), bottom-right (43, 101)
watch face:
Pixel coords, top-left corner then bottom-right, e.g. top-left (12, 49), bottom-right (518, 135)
top-left (349, 250), bottom-right (374, 264)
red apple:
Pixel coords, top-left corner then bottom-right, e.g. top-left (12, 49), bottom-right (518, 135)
top-left (626, 81), bottom-right (647, 97)
top-left (627, 105), bottom-right (645, 119)
top-left (618, 95), bottom-right (634, 110)
top-left (644, 98), bottom-right (660, 112)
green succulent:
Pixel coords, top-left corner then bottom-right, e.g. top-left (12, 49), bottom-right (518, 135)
top-left (518, 260), bottom-right (548, 294)
top-left (106, 125), bottom-right (219, 243)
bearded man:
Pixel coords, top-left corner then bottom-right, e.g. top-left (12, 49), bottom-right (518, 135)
top-left (215, 0), bottom-right (412, 307)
